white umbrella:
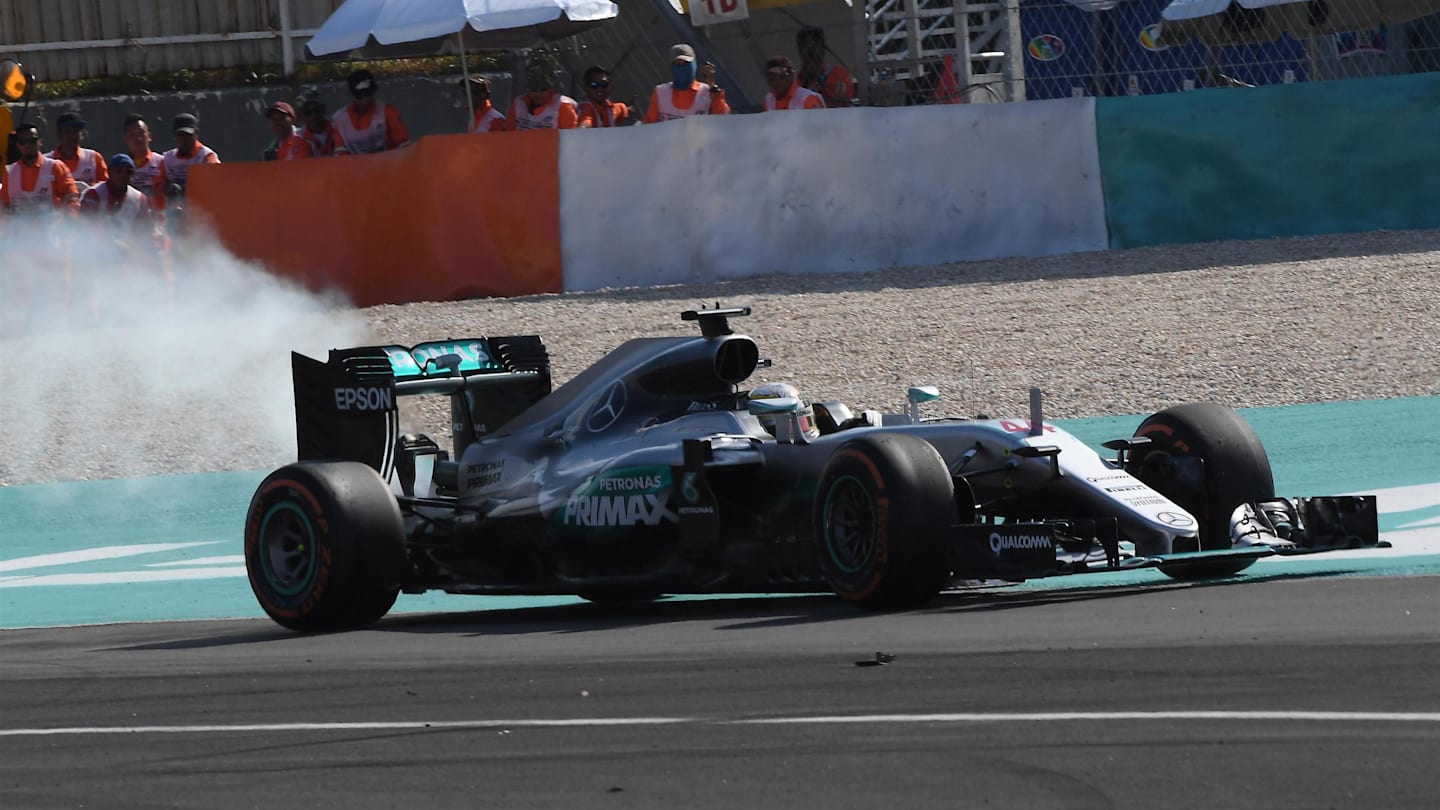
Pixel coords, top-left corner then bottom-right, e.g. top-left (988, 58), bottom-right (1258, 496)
top-left (308, 0), bottom-right (619, 56)
top-left (307, 0), bottom-right (620, 122)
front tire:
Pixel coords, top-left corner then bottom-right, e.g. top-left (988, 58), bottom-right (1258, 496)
top-left (245, 461), bottom-right (408, 632)
top-left (814, 434), bottom-right (954, 610)
top-left (1128, 403), bottom-right (1274, 580)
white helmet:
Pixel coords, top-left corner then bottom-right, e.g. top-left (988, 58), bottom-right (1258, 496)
top-left (749, 382), bottom-right (819, 439)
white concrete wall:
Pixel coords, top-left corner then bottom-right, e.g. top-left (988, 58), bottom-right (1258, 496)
top-left (559, 99), bottom-right (1108, 292)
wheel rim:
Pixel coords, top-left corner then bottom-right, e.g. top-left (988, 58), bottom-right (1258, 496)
top-left (258, 502), bottom-right (318, 596)
top-left (823, 475), bottom-right (877, 574)
top-left (1132, 447), bottom-right (1206, 514)
top-left (1133, 428), bottom-right (1220, 551)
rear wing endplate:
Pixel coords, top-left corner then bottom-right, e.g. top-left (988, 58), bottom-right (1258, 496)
top-left (292, 347), bottom-right (399, 478)
top-left (292, 336), bottom-right (549, 475)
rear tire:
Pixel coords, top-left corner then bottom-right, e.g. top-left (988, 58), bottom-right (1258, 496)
top-left (245, 461), bottom-right (408, 632)
top-left (1128, 403), bottom-right (1274, 580)
top-left (814, 434), bottom-right (954, 610)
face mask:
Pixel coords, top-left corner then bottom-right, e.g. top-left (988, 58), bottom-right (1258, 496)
top-left (671, 62), bottom-right (697, 90)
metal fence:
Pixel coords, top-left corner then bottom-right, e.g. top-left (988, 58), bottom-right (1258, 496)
top-left (547, 0), bottom-right (1440, 112)
top-left (4, 0), bottom-right (1440, 107)
top-left (988, 0), bottom-right (1427, 99)
top-left (0, 0), bottom-right (343, 80)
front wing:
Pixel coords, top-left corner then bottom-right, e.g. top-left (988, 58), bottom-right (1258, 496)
top-left (948, 496), bottom-right (1381, 582)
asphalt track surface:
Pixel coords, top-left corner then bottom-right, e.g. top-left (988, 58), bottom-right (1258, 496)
top-left (3, 574), bottom-right (1438, 809)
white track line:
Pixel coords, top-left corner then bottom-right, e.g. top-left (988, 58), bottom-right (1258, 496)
top-left (3, 711), bottom-right (1438, 738)
top-left (0, 543), bottom-right (217, 573)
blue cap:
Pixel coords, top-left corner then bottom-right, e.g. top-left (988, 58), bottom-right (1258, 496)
top-left (110, 153), bottom-right (136, 169)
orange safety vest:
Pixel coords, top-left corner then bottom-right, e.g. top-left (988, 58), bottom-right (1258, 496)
top-left (653, 84), bottom-right (714, 120)
top-left (510, 93), bottom-right (577, 130)
top-left (130, 151), bottom-right (162, 199)
top-left (471, 106), bottom-right (507, 133)
top-left (764, 85), bottom-right (825, 111)
top-left (331, 102), bottom-right (390, 154)
top-left (5, 157), bottom-right (66, 213)
top-left (578, 99), bottom-right (626, 128)
top-left (82, 182), bottom-right (149, 219)
top-left (274, 132), bottom-right (313, 161)
top-left (50, 147), bottom-right (105, 186)
top-left (160, 144), bottom-right (220, 189)
top-left (301, 122), bottom-right (342, 156)
top-left (801, 63), bottom-right (856, 107)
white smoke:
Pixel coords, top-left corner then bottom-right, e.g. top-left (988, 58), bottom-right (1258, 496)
top-left (0, 218), bottom-right (372, 486)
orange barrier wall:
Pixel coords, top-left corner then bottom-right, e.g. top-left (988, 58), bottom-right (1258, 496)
top-left (189, 131), bottom-right (562, 307)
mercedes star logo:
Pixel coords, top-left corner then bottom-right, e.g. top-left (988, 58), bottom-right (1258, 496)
top-left (1156, 511), bottom-right (1195, 527)
top-left (586, 380), bottom-right (627, 433)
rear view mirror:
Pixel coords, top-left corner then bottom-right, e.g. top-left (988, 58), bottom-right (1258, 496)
top-left (1, 59), bottom-right (28, 103)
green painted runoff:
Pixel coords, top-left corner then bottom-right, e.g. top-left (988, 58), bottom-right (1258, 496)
top-left (1096, 72), bottom-right (1440, 249)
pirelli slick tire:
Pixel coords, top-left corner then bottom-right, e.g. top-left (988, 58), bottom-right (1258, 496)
top-left (245, 462), bottom-right (407, 632)
top-left (1128, 403), bottom-right (1275, 581)
top-left (814, 434), bottom-right (954, 610)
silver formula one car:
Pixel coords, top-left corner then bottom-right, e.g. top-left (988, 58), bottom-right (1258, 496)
top-left (245, 306), bottom-right (1379, 631)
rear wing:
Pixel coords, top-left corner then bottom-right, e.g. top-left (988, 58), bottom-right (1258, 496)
top-left (292, 336), bottom-right (550, 475)
top-left (383, 340), bottom-right (508, 385)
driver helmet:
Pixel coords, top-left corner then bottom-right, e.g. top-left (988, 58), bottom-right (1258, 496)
top-left (749, 382), bottom-right (819, 439)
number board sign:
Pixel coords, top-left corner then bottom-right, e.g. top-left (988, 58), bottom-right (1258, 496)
top-left (689, 0), bottom-right (749, 26)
